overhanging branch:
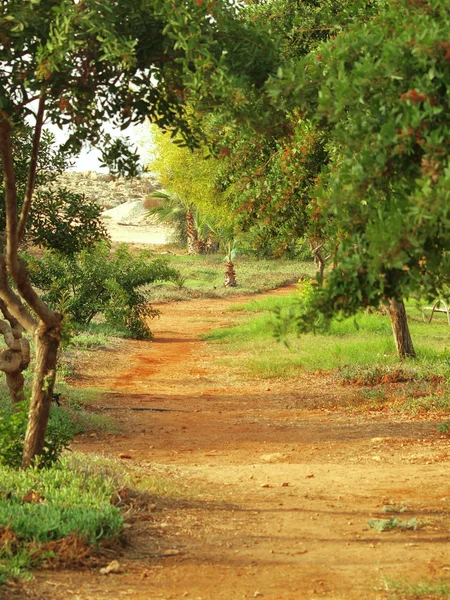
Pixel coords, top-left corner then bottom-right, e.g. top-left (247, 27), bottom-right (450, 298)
top-left (18, 92), bottom-right (46, 243)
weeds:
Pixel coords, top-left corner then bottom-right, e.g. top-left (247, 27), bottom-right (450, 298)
top-left (368, 518), bottom-right (426, 532)
top-left (437, 421), bottom-right (450, 434)
top-left (382, 505), bottom-right (408, 514)
top-left (379, 578), bottom-right (450, 599)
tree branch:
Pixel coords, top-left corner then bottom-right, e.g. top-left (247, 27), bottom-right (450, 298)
top-left (0, 297), bottom-right (23, 339)
top-left (0, 318), bottom-right (21, 351)
top-left (0, 255), bottom-right (36, 332)
top-left (0, 348), bottom-right (22, 373)
top-left (0, 120), bottom-right (59, 327)
top-left (18, 92), bottom-right (46, 243)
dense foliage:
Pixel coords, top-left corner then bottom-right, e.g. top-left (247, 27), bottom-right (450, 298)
top-left (208, 0), bottom-right (385, 259)
top-left (270, 0), bottom-right (450, 324)
top-left (25, 244), bottom-right (179, 339)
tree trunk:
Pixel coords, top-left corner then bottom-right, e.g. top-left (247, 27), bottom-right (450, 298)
top-left (386, 298), bottom-right (416, 359)
top-left (204, 235), bottom-right (219, 254)
top-left (224, 259), bottom-right (237, 287)
top-left (314, 252), bottom-right (325, 279)
top-left (186, 210), bottom-right (199, 255)
top-left (22, 320), bottom-right (62, 468)
top-left (309, 240), bottom-right (326, 279)
top-left (6, 370), bottom-right (25, 404)
top-left (194, 238), bottom-right (206, 254)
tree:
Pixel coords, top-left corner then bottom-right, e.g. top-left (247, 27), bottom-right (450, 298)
top-left (0, 0), bottom-right (275, 467)
top-left (148, 126), bottom-right (231, 254)
top-left (270, 0), bottom-right (450, 358)
top-left (0, 125), bottom-right (107, 406)
top-left (207, 0), bottom-right (383, 262)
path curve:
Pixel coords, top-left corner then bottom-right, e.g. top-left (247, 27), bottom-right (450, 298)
top-left (24, 289), bottom-right (450, 600)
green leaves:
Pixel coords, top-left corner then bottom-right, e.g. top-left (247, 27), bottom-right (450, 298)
top-left (268, 0), bottom-right (450, 322)
top-left (25, 243), bottom-right (180, 339)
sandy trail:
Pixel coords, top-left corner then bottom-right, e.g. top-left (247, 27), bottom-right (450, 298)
top-left (19, 288), bottom-right (450, 600)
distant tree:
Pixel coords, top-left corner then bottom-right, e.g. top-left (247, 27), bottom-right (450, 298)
top-left (148, 126), bottom-right (232, 253)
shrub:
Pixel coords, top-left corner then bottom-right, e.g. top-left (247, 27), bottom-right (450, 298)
top-left (0, 400), bottom-right (75, 469)
top-left (25, 243), bottom-right (180, 339)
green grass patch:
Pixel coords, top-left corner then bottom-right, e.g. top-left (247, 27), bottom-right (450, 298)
top-left (0, 456), bottom-right (123, 584)
top-left (64, 453), bottom-right (190, 498)
top-left (379, 578), bottom-right (450, 599)
top-left (70, 321), bottom-right (132, 347)
top-left (0, 453), bottom-right (194, 585)
top-left (53, 386), bottom-right (119, 435)
top-left (144, 254), bottom-right (314, 301)
top-left (203, 295), bottom-right (450, 381)
top-left (0, 385), bottom-right (118, 438)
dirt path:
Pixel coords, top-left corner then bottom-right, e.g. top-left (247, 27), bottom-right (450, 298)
top-left (26, 289), bottom-right (450, 600)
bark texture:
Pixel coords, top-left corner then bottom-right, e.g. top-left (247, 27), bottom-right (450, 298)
top-left (186, 210), bottom-right (199, 255)
top-left (386, 298), bottom-right (416, 359)
top-left (6, 371), bottom-right (25, 404)
top-left (0, 298), bottom-right (31, 404)
top-left (22, 320), bottom-right (62, 468)
top-left (224, 259), bottom-right (237, 287)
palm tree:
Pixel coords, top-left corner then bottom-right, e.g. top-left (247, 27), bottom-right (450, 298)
top-left (206, 222), bottom-right (238, 287)
top-left (147, 191), bottom-right (203, 254)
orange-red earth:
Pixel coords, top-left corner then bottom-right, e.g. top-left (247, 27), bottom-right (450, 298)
top-left (10, 288), bottom-right (450, 600)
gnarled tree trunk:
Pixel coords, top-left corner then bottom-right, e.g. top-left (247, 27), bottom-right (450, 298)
top-left (0, 299), bottom-right (30, 404)
top-left (22, 320), bottom-right (62, 468)
top-left (386, 298), bottom-right (416, 359)
top-left (1, 100), bottom-right (64, 468)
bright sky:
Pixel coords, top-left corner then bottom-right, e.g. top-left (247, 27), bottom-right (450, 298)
top-left (48, 122), bottom-right (155, 172)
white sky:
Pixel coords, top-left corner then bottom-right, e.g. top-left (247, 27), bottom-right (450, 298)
top-left (48, 122), bottom-right (155, 172)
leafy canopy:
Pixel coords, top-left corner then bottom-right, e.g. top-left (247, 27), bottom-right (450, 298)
top-left (269, 0), bottom-right (450, 323)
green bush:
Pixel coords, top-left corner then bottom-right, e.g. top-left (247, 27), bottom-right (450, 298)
top-left (0, 400), bottom-right (75, 469)
top-left (25, 242), bottom-right (180, 339)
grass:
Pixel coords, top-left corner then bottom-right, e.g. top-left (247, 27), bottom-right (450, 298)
top-left (203, 293), bottom-right (450, 414)
top-left (379, 578), bottom-right (450, 599)
top-left (0, 455), bottom-right (123, 584)
top-left (0, 452), bottom-right (195, 586)
top-left (66, 453), bottom-right (193, 499)
top-left (0, 384), bottom-right (118, 437)
top-left (143, 254), bottom-right (314, 301)
top-left (203, 293), bottom-right (450, 378)
top-left (53, 385), bottom-right (120, 435)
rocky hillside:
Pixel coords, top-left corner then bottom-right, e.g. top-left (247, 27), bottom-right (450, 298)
top-left (55, 171), bottom-right (160, 210)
